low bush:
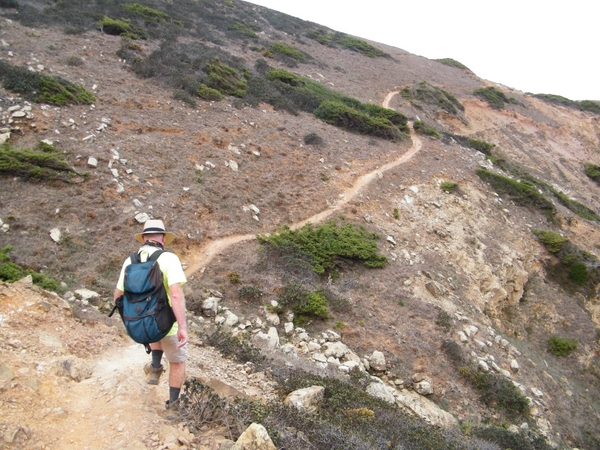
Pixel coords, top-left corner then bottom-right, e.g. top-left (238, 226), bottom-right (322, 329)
top-left (278, 283), bottom-right (329, 325)
top-left (406, 81), bottom-right (465, 115)
top-left (97, 15), bottom-right (146, 39)
top-left (442, 133), bottom-right (495, 155)
top-left (122, 3), bottom-right (179, 25)
top-left (0, 141), bottom-right (78, 182)
top-left (475, 169), bottom-right (555, 212)
top-left (258, 220), bottom-right (387, 276)
top-left (533, 94), bottom-right (600, 115)
top-left (227, 20), bottom-right (260, 39)
top-left (238, 285), bottom-right (263, 301)
top-left (413, 120), bottom-right (440, 138)
top-left (0, 60), bottom-right (95, 106)
top-left (584, 163), bottom-right (600, 182)
top-left (303, 132), bottom-right (325, 146)
top-left (442, 340), bottom-right (530, 419)
top-left (532, 230), bottom-right (568, 253)
top-left (474, 86), bottom-right (510, 109)
top-left (440, 181), bottom-right (458, 193)
top-left (205, 58), bottom-right (248, 97)
top-left (547, 335), bottom-right (578, 356)
top-left (435, 58), bottom-right (471, 71)
top-left (270, 42), bottom-right (305, 61)
top-left (308, 30), bottom-right (389, 58)
top-left (0, 246), bottom-right (63, 293)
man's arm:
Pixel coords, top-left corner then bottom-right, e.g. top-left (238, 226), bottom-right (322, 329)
top-left (113, 288), bottom-right (123, 302)
top-left (169, 282), bottom-right (188, 348)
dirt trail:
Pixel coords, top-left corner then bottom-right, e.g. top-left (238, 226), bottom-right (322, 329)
top-left (184, 91), bottom-right (420, 276)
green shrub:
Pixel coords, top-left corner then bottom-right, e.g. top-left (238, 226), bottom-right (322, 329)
top-left (0, 246), bottom-right (63, 293)
top-left (308, 30), bottom-right (389, 58)
top-left (303, 132), bottom-right (325, 146)
top-left (97, 15), bottom-right (146, 39)
top-left (227, 20), bottom-right (260, 39)
top-left (413, 120), bottom-right (440, 138)
top-left (66, 56), bottom-right (84, 67)
top-left (402, 81), bottom-right (464, 116)
top-left (584, 163), bottom-right (600, 181)
top-left (238, 285), bottom-right (263, 301)
top-left (197, 83), bottom-right (224, 101)
top-left (205, 58), bottom-right (247, 97)
top-left (0, 60), bottom-right (95, 106)
top-left (533, 94), bottom-right (600, 115)
top-left (579, 100), bottom-right (600, 114)
top-left (258, 221), bottom-right (387, 275)
top-left (532, 230), bottom-right (568, 253)
top-left (440, 181), bottom-right (458, 193)
top-left (434, 58), bottom-right (471, 71)
top-left (476, 169), bottom-right (555, 212)
top-left (569, 262), bottom-right (588, 285)
top-left (270, 42), bottom-right (305, 61)
top-left (547, 335), bottom-right (578, 356)
top-left (442, 133), bottom-right (495, 155)
top-left (122, 3), bottom-right (178, 24)
top-left (0, 141), bottom-right (77, 182)
top-left (474, 86), bottom-right (510, 109)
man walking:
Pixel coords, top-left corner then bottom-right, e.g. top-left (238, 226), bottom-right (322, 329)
top-left (113, 219), bottom-right (188, 409)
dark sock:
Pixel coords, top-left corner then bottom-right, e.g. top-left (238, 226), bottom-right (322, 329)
top-left (169, 387), bottom-right (181, 403)
top-left (151, 350), bottom-right (163, 368)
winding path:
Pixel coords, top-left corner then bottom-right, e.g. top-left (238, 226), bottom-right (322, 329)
top-left (184, 90), bottom-right (421, 277)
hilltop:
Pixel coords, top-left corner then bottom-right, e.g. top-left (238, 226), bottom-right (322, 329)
top-left (0, 1), bottom-right (599, 449)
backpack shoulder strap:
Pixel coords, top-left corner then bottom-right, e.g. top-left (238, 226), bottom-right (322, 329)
top-left (130, 252), bottom-right (141, 264)
top-left (148, 249), bottom-right (164, 262)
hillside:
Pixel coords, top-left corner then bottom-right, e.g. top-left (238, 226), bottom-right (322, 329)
top-left (0, 1), bottom-right (599, 449)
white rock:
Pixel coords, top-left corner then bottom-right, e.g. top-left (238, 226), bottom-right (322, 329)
top-left (50, 228), bottom-right (61, 243)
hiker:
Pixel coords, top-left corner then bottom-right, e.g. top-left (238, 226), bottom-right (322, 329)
top-left (113, 219), bottom-right (188, 410)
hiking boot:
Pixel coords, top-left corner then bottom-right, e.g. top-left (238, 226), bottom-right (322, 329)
top-left (144, 362), bottom-right (164, 385)
top-left (165, 398), bottom-right (180, 411)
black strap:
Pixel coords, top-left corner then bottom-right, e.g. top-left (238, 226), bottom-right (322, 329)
top-left (131, 249), bottom-right (164, 264)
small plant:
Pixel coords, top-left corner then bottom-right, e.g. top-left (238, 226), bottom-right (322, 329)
top-left (66, 56), bottom-right (84, 67)
top-left (532, 230), bottom-right (568, 253)
top-left (393, 208), bottom-right (400, 220)
top-left (547, 335), bottom-right (578, 356)
top-left (97, 16), bottom-right (146, 39)
top-left (584, 163), bottom-right (600, 182)
top-left (475, 169), bottom-right (555, 213)
top-left (270, 42), bottom-right (305, 61)
top-left (238, 285), bottom-right (263, 301)
top-left (303, 132), bottom-right (325, 146)
top-left (435, 309), bottom-right (453, 331)
top-left (474, 86), bottom-right (510, 110)
top-left (413, 120), bottom-right (440, 138)
top-left (440, 181), bottom-right (458, 193)
top-left (0, 246), bottom-right (63, 293)
top-left (197, 84), bottom-right (224, 101)
top-left (278, 283), bottom-right (329, 325)
top-left (0, 60), bottom-right (95, 106)
top-left (228, 271), bottom-right (241, 284)
top-left (0, 141), bottom-right (78, 182)
top-left (333, 321), bottom-right (345, 330)
top-left (258, 220), bottom-right (387, 275)
top-left (435, 58), bottom-right (471, 71)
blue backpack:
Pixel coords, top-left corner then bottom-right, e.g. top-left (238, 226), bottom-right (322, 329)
top-left (110, 250), bottom-right (176, 353)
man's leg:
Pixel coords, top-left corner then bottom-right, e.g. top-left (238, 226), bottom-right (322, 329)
top-left (160, 335), bottom-right (188, 407)
top-left (168, 361), bottom-right (186, 404)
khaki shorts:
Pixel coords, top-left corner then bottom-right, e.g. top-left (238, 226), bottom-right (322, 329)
top-left (160, 334), bottom-right (188, 363)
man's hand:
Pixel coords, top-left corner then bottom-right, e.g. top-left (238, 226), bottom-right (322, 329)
top-left (177, 327), bottom-right (188, 348)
